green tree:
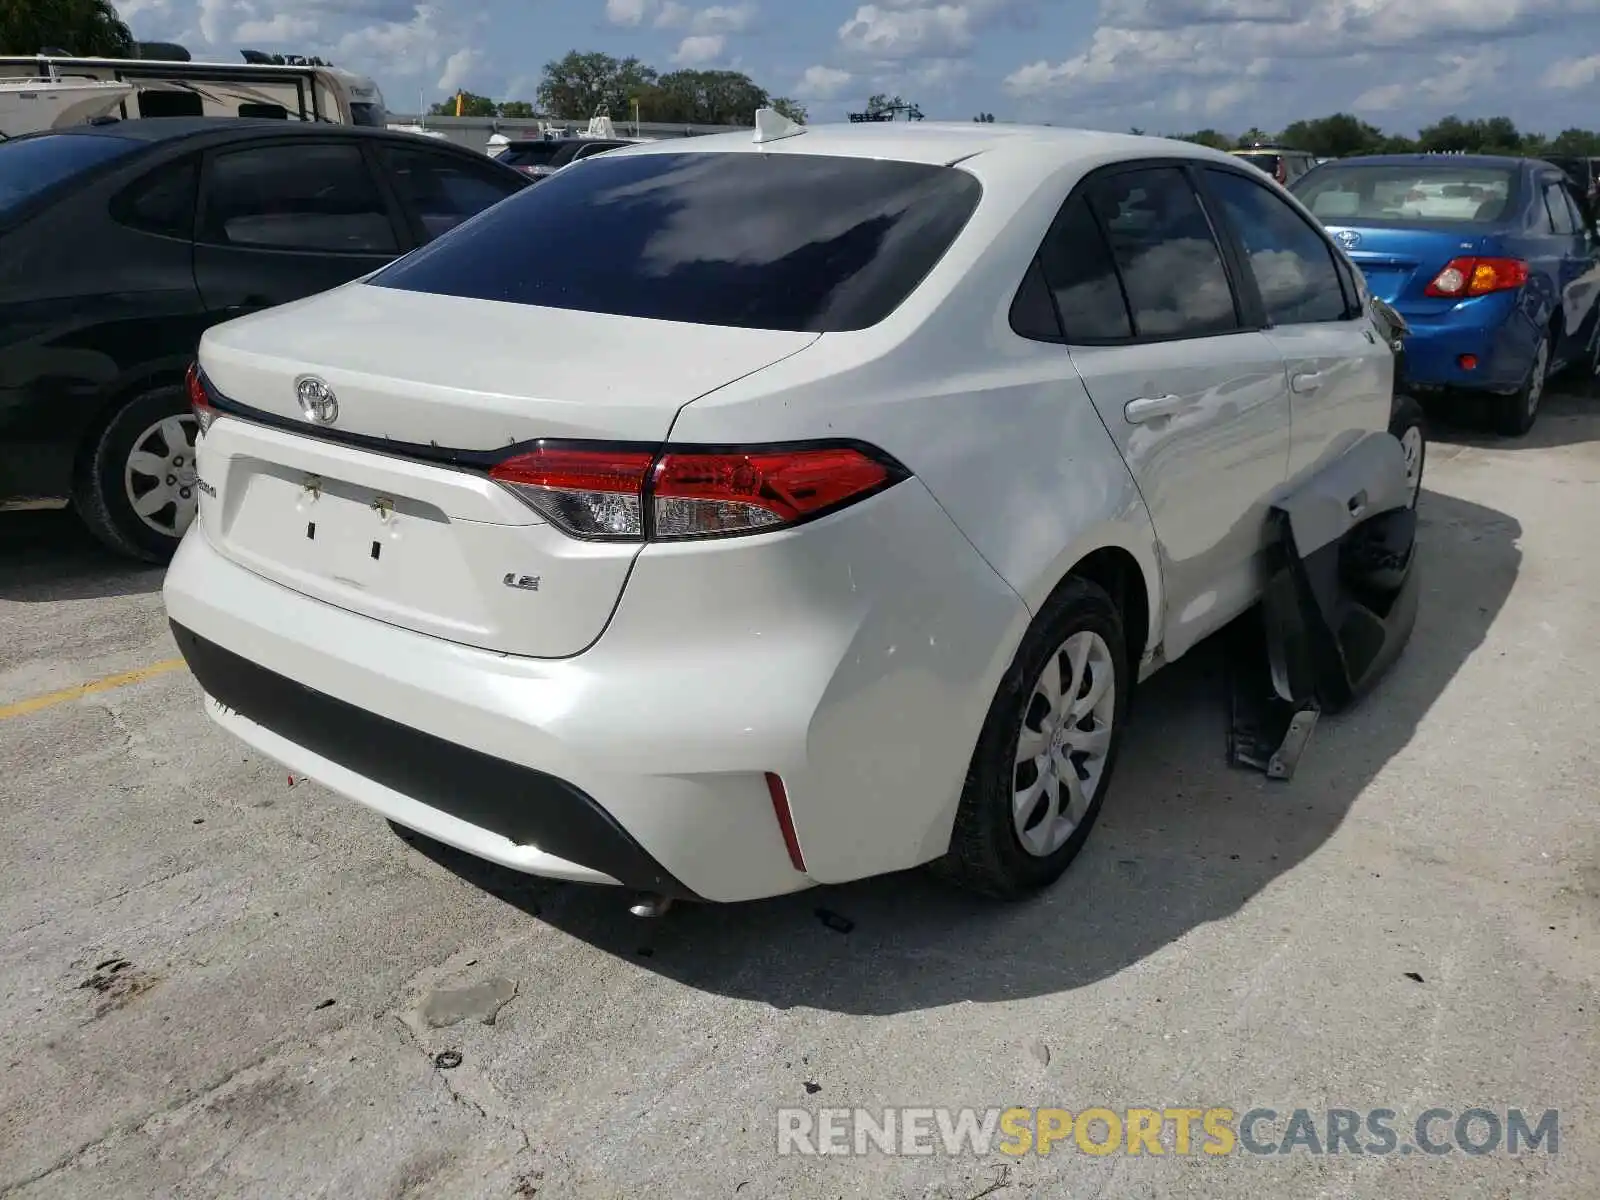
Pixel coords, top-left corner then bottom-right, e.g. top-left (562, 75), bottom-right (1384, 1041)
top-left (0, 0), bottom-right (133, 56)
top-left (1236, 127), bottom-right (1271, 148)
top-left (638, 68), bottom-right (772, 124)
top-left (1177, 128), bottom-right (1232, 150)
top-left (769, 96), bottom-right (807, 124)
top-left (537, 51), bottom-right (657, 120)
top-left (1550, 127), bottom-right (1600, 156)
top-left (1280, 113), bottom-right (1385, 158)
top-left (497, 99), bottom-right (536, 118)
top-left (428, 91), bottom-right (497, 117)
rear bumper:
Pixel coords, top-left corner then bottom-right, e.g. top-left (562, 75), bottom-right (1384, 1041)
top-left (1396, 295), bottom-right (1538, 393)
top-left (162, 478), bottom-right (1028, 902)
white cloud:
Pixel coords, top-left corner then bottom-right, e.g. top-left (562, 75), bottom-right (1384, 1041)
top-left (1544, 54), bottom-right (1600, 90)
top-left (673, 34), bottom-right (726, 65)
top-left (838, 0), bottom-right (1029, 61)
top-left (436, 46), bottom-right (479, 92)
top-left (692, 4), bottom-right (756, 33)
top-left (794, 64), bottom-right (853, 99)
top-left (655, 1), bottom-right (691, 26)
top-left (605, 0), bottom-right (654, 24)
top-left (1004, 0), bottom-right (1599, 125)
top-left (234, 12), bottom-right (319, 41)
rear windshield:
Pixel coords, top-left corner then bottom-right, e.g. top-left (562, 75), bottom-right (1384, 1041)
top-left (1294, 163), bottom-right (1519, 225)
top-left (500, 142), bottom-right (564, 168)
top-left (370, 150), bottom-right (983, 332)
top-left (0, 132), bottom-right (141, 221)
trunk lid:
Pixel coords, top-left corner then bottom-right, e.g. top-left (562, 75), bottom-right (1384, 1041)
top-left (1325, 225), bottom-right (1502, 307)
top-left (194, 283), bottom-right (818, 658)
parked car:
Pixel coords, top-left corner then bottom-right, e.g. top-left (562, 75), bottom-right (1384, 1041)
top-left (1231, 143), bottom-right (1318, 186)
top-left (1293, 154), bottom-right (1600, 435)
top-left (165, 122), bottom-right (1417, 905)
top-left (495, 135), bottom-right (637, 179)
top-left (1546, 154), bottom-right (1600, 207)
top-left (0, 118), bottom-right (529, 559)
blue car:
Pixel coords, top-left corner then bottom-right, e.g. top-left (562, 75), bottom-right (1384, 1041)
top-left (1293, 154), bottom-right (1600, 435)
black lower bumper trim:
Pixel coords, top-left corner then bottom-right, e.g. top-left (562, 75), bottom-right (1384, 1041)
top-left (170, 621), bottom-right (698, 899)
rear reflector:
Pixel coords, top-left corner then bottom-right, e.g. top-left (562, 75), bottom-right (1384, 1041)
top-left (488, 442), bottom-right (906, 542)
top-left (187, 362), bottom-right (217, 433)
top-left (1425, 256), bottom-right (1529, 298)
top-left (765, 772), bottom-right (807, 873)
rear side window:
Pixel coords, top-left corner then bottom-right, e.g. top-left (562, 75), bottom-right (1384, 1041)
top-left (1036, 194), bottom-right (1132, 341)
top-left (1084, 167), bottom-right (1238, 339)
top-left (200, 142), bottom-right (399, 253)
top-left (370, 151), bottom-right (983, 332)
top-left (378, 145), bottom-right (521, 242)
top-left (1203, 168), bottom-right (1347, 324)
top-left (501, 143), bottom-right (562, 168)
top-left (111, 158), bottom-right (198, 239)
top-left (1544, 182), bottom-right (1576, 234)
top-left (0, 132), bottom-right (142, 222)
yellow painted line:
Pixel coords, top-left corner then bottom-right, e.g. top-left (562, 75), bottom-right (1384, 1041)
top-left (0, 658), bottom-right (189, 722)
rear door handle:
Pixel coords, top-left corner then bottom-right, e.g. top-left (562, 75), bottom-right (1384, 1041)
top-left (1124, 394), bottom-right (1185, 423)
top-left (1291, 371), bottom-right (1323, 394)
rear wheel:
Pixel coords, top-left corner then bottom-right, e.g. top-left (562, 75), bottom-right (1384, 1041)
top-left (74, 385), bottom-right (199, 563)
top-left (933, 577), bottom-right (1129, 900)
top-left (1489, 331), bottom-right (1549, 438)
top-left (1389, 394), bottom-right (1426, 509)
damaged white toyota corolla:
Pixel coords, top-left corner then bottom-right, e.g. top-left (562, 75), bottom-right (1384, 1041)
top-left (163, 113), bottom-right (1422, 904)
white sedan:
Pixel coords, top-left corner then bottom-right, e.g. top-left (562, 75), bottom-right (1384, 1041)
top-left (164, 115), bottom-right (1413, 904)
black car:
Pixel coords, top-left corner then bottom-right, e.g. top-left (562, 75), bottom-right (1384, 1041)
top-left (0, 118), bottom-right (529, 560)
top-left (495, 136), bottom-right (635, 179)
top-left (1230, 143), bottom-right (1318, 186)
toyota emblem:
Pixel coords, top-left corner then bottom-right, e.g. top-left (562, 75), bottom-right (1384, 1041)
top-left (296, 376), bottom-right (338, 425)
top-left (1335, 229), bottom-right (1362, 250)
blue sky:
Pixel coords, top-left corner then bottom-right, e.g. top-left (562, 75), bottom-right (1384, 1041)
top-left (113, 0), bottom-right (1600, 135)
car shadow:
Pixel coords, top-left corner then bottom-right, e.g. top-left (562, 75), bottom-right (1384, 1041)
top-left (1422, 382), bottom-right (1598, 451)
top-left (399, 487), bottom-right (1520, 1016)
top-left (0, 509), bottom-right (166, 602)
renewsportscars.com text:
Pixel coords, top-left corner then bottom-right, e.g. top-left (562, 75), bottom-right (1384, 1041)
top-left (777, 1106), bottom-right (1559, 1158)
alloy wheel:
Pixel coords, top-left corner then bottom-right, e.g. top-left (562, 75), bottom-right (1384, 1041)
top-left (123, 414), bottom-right (200, 538)
top-left (1013, 630), bottom-right (1117, 858)
top-left (1399, 425), bottom-right (1424, 508)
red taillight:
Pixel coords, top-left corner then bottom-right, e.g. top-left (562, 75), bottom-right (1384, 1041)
top-left (186, 362), bottom-right (217, 433)
top-left (1274, 161), bottom-right (1287, 184)
top-left (1424, 256), bottom-right (1529, 298)
top-left (488, 446), bottom-right (655, 539)
top-left (487, 442), bottom-right (903, 542)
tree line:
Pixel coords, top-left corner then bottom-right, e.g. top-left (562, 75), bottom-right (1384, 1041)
top-left (430, 50), bottom-right (807, 127)
top-left (1164, 113), bottom-right (1600, 159)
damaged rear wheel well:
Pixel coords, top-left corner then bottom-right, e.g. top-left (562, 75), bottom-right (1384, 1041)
top-left (1064, 547), bottom-right (1149, 674)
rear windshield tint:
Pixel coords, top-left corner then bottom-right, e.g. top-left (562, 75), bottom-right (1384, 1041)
top-left (369, 150), bottom-right (983, 332)
top-left (0, 132), bottom-right (141, 222)
top-left (1294, 163), bottom-right (1519, 225)
top-left (501, 143), bottom-right (563, 168)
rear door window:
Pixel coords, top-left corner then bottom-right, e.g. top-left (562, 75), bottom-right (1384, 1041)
top-left (1083, 166), bottom-right (1240, 339)
top-left (1203, 167), bottom-right (1348, 324)
top-left (377, 145), bottom-right (522, 242)
top-left (199, 141), bottom-right (400, 253)
top-left (370, 151), bottom-right (982, 332)
top-left (0, 132), bottom-right (142, 223)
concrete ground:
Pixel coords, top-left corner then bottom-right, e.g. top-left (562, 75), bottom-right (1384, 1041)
top-left (1, 388), bottom-right (1596, 1200)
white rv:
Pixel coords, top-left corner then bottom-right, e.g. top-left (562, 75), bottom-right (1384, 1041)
top-left (0, 53), bottom-right (387, 137)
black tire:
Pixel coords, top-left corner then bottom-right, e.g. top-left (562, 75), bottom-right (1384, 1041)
top-left (933, 576), bottom-right (1130, 900)
top-left (74, 384), bottom-right (198, 563)
top-left (1389, 393), bottom-right (1426, 510)
top-left (1489, 331), bottom-right (1549, 438)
